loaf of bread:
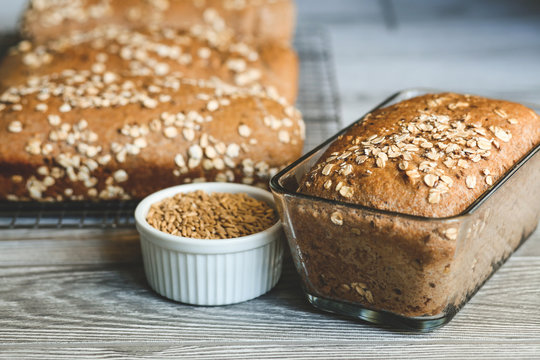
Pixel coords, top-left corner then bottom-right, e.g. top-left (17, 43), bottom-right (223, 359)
top-left (291, 93), bottom-right (540, 317)
top-left (0, 25), bottom-right (298, 102)
top-left (21, 0), bottom-right (295, 45)
top-left (300, 93), bottom-right (540, 217)
top-left (0, 69), bottom-right (304, 201)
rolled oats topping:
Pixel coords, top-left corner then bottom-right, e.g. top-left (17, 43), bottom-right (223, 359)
top-left (322, 163), bottom-right (334, 176)
top-left (0, 14), bottom-right (305, 203)
top-left (339, 185), bottom-right (354, 198)
top-left (11, 17), bottom-right (295, 102)
top-left (465, 175), bottom-right (477, 189)
top-left (238, 124), bottom-right (252, 137)
top-left (330, 211), bottom-right (344, 226)
top-left (113, 169), bottom-right (129, 183)
top-left (423, 174), bottom-right (438, 188)
top-left (8, 121), bottom-right (23, 133)
top-left (300, 93), bottom-right (538, 217)
top-left (0, 67), bottom-right (303, 201)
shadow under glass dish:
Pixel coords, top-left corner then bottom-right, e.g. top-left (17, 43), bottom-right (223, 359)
top-left (270, 88), bottom-right (540, 331)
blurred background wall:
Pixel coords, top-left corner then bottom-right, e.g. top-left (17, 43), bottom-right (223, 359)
top-left (2, 0), bottom-right (540, 124)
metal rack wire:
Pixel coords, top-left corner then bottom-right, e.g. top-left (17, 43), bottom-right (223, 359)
top-left (0, 27), bottom-right (341, 229)
top-left (294, 27), bottom-right (342, 151)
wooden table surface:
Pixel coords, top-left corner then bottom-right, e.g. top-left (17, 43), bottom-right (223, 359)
top-left (1, 1), bottom-right (540, 359)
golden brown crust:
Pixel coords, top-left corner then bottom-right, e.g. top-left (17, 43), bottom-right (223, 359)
top-left (0, 25), bottom-right (298, 103)
top-left (21, 0), bottom-right (295, 45)
top-left (0, 67), bottom-right (304, 201)
top-left (300, 93), bottom-right (540, 217)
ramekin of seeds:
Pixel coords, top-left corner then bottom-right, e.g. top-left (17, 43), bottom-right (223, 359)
top-left (146, 190), bottom-right (278, 239)
top-left (134, 183), bottom-right (284, 305)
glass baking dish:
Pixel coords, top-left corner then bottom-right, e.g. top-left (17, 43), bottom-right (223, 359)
top-left (270, 88), bottom-right (540, 331)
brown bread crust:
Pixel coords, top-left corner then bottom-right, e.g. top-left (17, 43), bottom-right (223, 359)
top-left (0, 69), bottom-right (304, 201)
top-left (300, 93), bottom-right (540, 217)
top-left (21, 0), bottom-right (295, 45)
top-left (0, 25), bottom-right (298, 103)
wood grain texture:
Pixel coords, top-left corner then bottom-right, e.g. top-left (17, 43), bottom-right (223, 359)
top-left (1, 344), bottom-right (540, 360)
top-left (0, 257), bottom-right (540, 342)
top-left (0, 229), bottom-right (141, 266)
top-left (0, 254), bottom-right (539, 358)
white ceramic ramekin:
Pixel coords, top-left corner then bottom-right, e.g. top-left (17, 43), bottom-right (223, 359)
top-left (134, 182), bottom-right (284, 305)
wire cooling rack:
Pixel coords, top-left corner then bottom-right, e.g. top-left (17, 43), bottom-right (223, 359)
top-left (0, 27), bottom-right (341, 229)
top-left (294, 27), bottom-right (341, 151)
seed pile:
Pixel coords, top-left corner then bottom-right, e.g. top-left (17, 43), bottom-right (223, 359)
top-left (146, 190), bottom-right (277, 239)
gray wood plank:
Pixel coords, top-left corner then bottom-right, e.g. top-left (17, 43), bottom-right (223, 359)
top-left (0, 257), bottom-right (539, 345)
top-left (0, 229), bottom-right (142, 266)
top-left (1, 342), bottom-right (540, 360)
top-left (1, 227), bottom-right (539, 266)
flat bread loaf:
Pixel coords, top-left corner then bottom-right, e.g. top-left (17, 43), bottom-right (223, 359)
top-left (21, 0), bottom-right (295, 45)
top-left (0, 65), bottom-right (304, 201)
top-left (1, 25), bottom-right (298, 102)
